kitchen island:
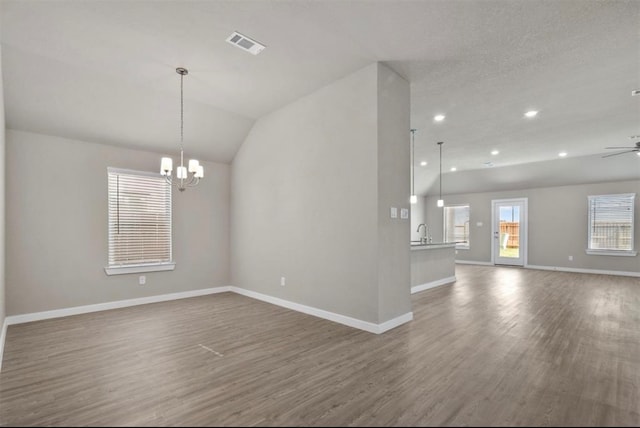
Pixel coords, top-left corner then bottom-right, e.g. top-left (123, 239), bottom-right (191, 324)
top-left (410, 242), bottom-right (456, 294)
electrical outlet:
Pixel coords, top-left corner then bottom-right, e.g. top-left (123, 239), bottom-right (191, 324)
top-left (280, 276), bottom-right (286, 286)
top-left (139, 275), bottom-right (146, 285)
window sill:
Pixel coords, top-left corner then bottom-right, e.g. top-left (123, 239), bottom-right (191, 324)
top-left (585, 249), bottom-right (637, 257)
top-left (104, 262), bottom-right (176, 276)
top-left (455, 245), bottom-right (470, 250)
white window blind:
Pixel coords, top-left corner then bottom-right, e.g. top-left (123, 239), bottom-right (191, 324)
top-left (588, 193), bottom-right (635, 251)
top-left (107, 168), bottom-right (172, 269)
top-left (444, 205), bottom-right (470, 248)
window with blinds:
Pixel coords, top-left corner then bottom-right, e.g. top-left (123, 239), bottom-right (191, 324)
top-left (588, 193), bottom-right (635, 253)
top-left (444, 205), bottom-right (470, 248)
top-left (106, 168), bottom-right (173, 274)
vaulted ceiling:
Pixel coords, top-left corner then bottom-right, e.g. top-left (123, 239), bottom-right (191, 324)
top-left (2, 0), bottom-right (638, 195)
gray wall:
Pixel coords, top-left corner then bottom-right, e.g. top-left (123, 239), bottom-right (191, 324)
top-left (0, 44), bottom-right (5, 327)
top-left (411, 247), bottom-right (455, 287)
top-left (425, 180), bottom-right (640, 273)
top-left (6, 130), bottom-right (230, 315)
top-left (376, 64), bottom-right (411, 322)
top-left (231, 63), bottom-right (411, 324)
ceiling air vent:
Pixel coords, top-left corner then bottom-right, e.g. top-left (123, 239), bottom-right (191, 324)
top-left (226, 31), bottom-right (266, 55)
top-left (632, 89), bottom-right (640, 96)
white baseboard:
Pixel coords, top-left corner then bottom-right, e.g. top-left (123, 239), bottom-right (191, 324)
top-left (378, 312), bottom-right (414, 334)
top-left (411, 276), bottom-right (456, 294)
top-left (229, 287), bottom-right (412, 334)
top-left (5, 287), bottom-right (231, 326)
top-left (0, 318), bottom-right (7, 372)
top-left (3, 285), bottom-right (413, 338)
top-left (455, 260), bottom-right (493, 266)
top-left (525, 264), bottom-right (640, 278)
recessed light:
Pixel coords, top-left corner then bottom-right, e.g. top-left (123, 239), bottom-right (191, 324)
top-left (420, 161), bottom-right (427, 166)
top-left (558, 152), bottom-right (568, 157)
top-left (450, 167), bottom-right (457, 171)
top-left (434, 114), bottom-right (445, 122)
top-left (491, 150), bottom-right (499, 155)
top-left (632, 90), bottom-right (640, 96)
top-left (636, 152), bottom-right (640, 157)
top-left (524, 110), bottom-right (538, 118)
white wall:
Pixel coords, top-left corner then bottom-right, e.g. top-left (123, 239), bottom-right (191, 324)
top-left (425, 180), bottom-right (640, 273)
top-left (231, 63), bottom-right (411, 325)
top-left (5, 130), bottom-right (231, 315)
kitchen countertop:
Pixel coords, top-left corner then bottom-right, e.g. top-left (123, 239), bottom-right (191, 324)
top-left (410, 242), bottom-right (456, 250)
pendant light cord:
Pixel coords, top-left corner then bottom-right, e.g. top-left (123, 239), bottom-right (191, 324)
top-left (438, 142), bottom-right (443, 200)
top-left (410, 129), bottom-right (416, 196)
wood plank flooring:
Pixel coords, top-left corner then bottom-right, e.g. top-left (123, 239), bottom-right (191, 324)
top-left (1, 265), bottom-right (639, 426)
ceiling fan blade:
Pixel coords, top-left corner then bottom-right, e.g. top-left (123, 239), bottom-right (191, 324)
top-left (604, 146), bottom-right (635, 149)
top-left (602, 150), bottom-right (633, 158)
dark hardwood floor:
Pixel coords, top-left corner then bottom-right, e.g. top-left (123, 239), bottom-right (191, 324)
top-left (1, 265), bottom-right (639, 426)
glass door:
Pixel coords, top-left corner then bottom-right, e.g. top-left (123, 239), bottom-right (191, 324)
top-left (492, 199), bottom-right (527, 266)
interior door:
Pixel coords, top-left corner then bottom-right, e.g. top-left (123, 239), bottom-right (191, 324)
top-left (492, 199), bottom-right (527, 266)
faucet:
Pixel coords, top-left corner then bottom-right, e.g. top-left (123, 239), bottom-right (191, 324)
top-left (417, 223), bottom-right (427, 244)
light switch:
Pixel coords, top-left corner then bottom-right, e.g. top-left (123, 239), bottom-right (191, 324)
top-left (400, 208), bottom-right (409, 219)
top-left (390, 207), bottom-right (398, 218)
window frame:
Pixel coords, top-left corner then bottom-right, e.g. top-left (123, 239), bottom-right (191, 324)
top-left (443, 204), bottom-right (470, 250)
top-left (104, 167), bottom-right (176, 276)
top-left (586, 193), bottom-right (637, 257)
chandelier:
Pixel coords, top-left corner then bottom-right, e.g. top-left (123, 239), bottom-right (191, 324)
top-left (160, 67), bottom-right (203, 191)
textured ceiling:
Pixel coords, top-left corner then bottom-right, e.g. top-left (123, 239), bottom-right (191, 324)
top-left (1, 0), bottom-right (639, 192)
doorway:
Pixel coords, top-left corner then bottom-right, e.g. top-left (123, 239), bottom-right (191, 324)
top-left (491, 198), bottom-right (528, 266)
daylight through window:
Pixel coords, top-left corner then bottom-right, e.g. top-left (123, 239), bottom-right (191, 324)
top-left (107, 168), bottom-right (173, 273)
top-left (587, 193), bottom-right (635, 253)
top-left (444, 205), bottom-right (470, 248)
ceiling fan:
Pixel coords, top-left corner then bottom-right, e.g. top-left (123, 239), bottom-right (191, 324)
top-left (602, 141), bottom-right (640, 158)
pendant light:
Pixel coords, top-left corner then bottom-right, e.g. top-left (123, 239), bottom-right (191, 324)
top-left (437, 141), bottom-right (444, 207)
top-left (410, 129), bottom-right (417, 204)
top-left (160, 67), bottom-right (204, 191)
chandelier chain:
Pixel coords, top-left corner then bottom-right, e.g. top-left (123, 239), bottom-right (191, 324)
top-left (180, 72), bottom-right (184, 152)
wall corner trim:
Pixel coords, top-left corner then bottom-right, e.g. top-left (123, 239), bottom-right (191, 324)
top-left (378, 311), bottom-right (414, 334)
top-left (229, 286), bottom-right (412, 334)
top-left (0, 318), bottom-right (7, 372)
top-left (524, 264), bottom-right (640, 278)
top-left (411, 276), bottom-right (456, 294)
